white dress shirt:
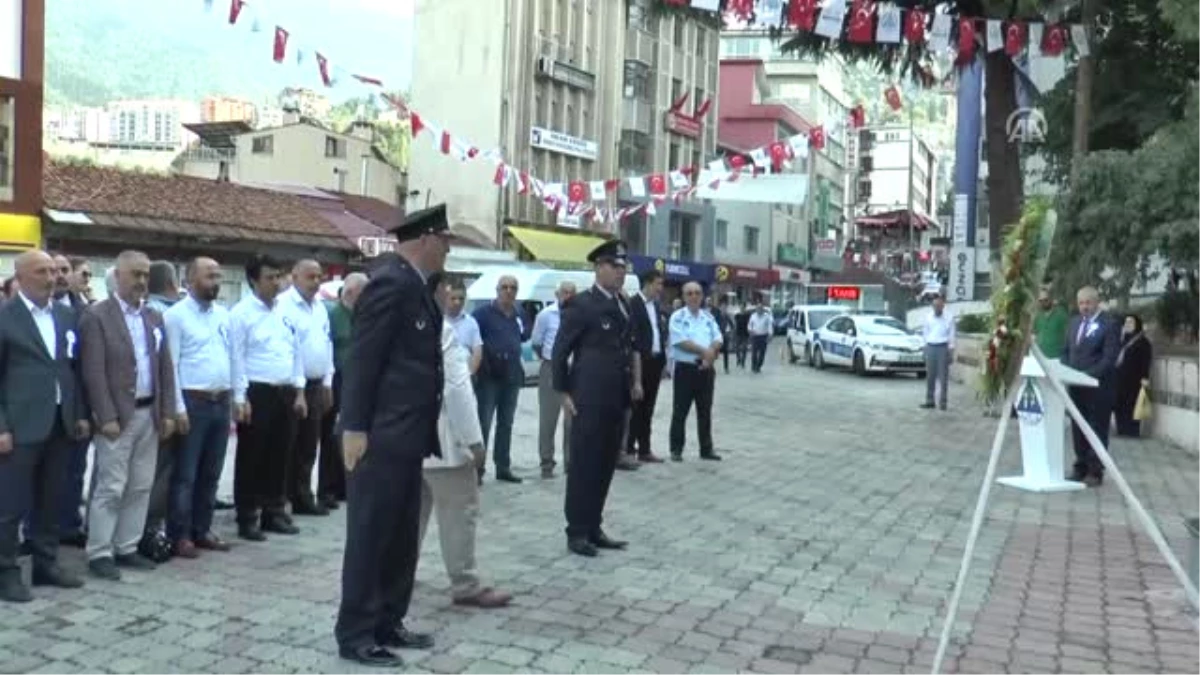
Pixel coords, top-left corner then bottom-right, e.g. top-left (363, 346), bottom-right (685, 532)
top-left (748, 309), bottom-right (774, 337)
top-left (426, 322), bottom-right (484, 471)
top-left (638, 292), bottom-right (662, 356)
top-left (922, 310), bottom-right (956, 348)
top-left (230, 293), bottom-right (305, 405)
top-left (279, 286), bottom-right (335, 386)
top-left (20, 292), bottom-right (61, 404)
top-left (164, 294), bottom-right (234, 413)
top-left (117, 296), bottom-right (154, 398)
top-left (530, 303), bottom-right (563, 360)
top-left (447, 312), bottom-right (483, 352)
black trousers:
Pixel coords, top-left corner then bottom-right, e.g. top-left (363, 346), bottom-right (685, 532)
top-left (626, 354), bottom-right (665, 457)
top-left (1070, 386), bottom-right (1113, 477)
top-left (565, 403), bottom-right (623, 540)
top-left (735, 334), bottom-right (749, 367)
top-left (318, 372), bottom-right (346, 501)
top-left (750, 335), bottom-right (769, 372)
top-left (334, 449), bottom-right (423, 650)
top-left (144, 436), bottom-right (179, 533)
top-left (288, 380), bottom-right (328, 507)
top-left (0, 417), bottom-right (71, 574)
top-left (669, 362), bottom-right (715, 456)
top-left (235, 383), bottom-right (298, 523)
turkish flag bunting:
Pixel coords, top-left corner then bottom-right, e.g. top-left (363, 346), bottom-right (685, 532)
top-left (273, 27), bottom-right (289, 63)
top-left (315, 53), bottom-right (332, 87)
top-left (729, 0), bottom-right (754, 20)
top-left (768, 141), bottom-right (789, 165)
top-left (518, 172), bottom-right (530, 195)
top-left (604, 178), bottom-right (620, 193)
top-left (788, 0), bottom-right (818, 30)
top-left (1042, 24), bottom-right (1068, 56)
top-left (904, 9), bottom-right (926, 44)
top-left (229, 0), bottom-right (245, 25)
top-left (729, 154), bottom-right (746, 170)
top-left (848, 0), bottom-right (876, 43)
top-left (849, 104), bottom-right (866, 128)
top-left (1004, 22), bottom-right (1025, 56)
top-left (957, 18), bottom-right (977, 62)
top-left (439, 130), bottom-right (452, 154)
top-left (809, 126), bottom-right (826, 151)
top-left (647, 174), bottom-right (667, 195)
top-left (466, 147), bottom-right (479, 159)
top-left (493, 164), bottom-right (508, 186)
top-left (409, 113), bottom-right (424, 136)
top-left (884, 85), bottom-right (903, 111)
top-left (353, 74), bottom-right (384, 86)
top-left (568, 181), bottom-right (587, 203)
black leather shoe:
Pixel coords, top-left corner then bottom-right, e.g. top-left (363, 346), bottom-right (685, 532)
top-left (568, 537), bottom-right (598, 557)
top-left (238, 524), bottom-right (267, 541)
top-left (262, 519), bottom-right (300, 535)
top-left (0, 573), bottom-right (32, 603)
top-left (32, 565), bottom-right (84, 589)
top-left (495, 471), bottom-right (523, 484)
top-left (88, 557), bottom-right (121, 580)
top-left (590, 531), bottom-right (628, 550)
top-left (60, 531), bottom-right (88, 548)
top-left (339, 644), bottom-right (403, 668)
top-left (670, 453), bottom-right (683, 462)
top-left (115, 552), bottom-right (157, 570)
top-left (214, 499), bottom-right (234, 511)
top-left (919, 402), bottom-right (936, 409)
top-left (378, 625), bottom-right (435, 650)
top-left (319, 495), bottom-right (340, 511)
top-left (700, 452), bottom-right (723, 461)
top-left (616, 457), bottom-right (640, 471)
top-left (1068, 469), bottom-right (1088, 482)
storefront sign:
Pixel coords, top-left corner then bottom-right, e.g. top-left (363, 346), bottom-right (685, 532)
top-left (356, 236), bottom-right (397, 257)
top-left (629, 254), bottom-right (714, 284)
top-left (715, 264), bottom-right (779, 287)
top-left (775, 243), bottom-right (808, 267)
top-left (949, 246), bottom-right (975, 301)
top-left (530, 126), bottom-right (598, 161)
top-left (827, 285), bottom-right (861, 301)
top-left (810, 238), bottom-right (844, 273)
top-left (0, 213), bottom-right (41, 251)
top-left (664, 111), bottom-right (701, 139)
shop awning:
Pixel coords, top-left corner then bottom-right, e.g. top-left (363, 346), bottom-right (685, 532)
top-left (507, 226), bottom-right (608, 265)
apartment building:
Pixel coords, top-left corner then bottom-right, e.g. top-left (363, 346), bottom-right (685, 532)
top-left (107, 99), bottom-right (201, 150)
top-left (0, 0), bottom-right (44, 263)
top-left (202, 96), bottom-right (257, 124)
top-left (408, 0), bottom-right (626, 260)
top-left (174, 118), bottom-right (408, 207)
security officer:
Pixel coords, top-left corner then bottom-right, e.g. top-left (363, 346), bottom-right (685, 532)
top-left (334, 204), bottom-right (450, 668)
top-left (552, 239), bottom-right (642, 557)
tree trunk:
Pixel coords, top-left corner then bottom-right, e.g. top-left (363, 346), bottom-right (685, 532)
top-left (983, 50), bottom-right (1024, 263)
top-left (1070, 0), bottom-right (1097, 184)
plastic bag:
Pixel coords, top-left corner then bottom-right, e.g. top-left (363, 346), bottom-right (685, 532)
top-left (1133, 385), bottom-right (1152, 421)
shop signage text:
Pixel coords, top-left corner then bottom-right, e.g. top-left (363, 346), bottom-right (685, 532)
top-left (949, 246), bottom-right (975, 301)
top-left (827, 285), bottom-right (861, 301)
top-left (664, 111), bottom-right (701, 139)
top-left (530, 126), bottom-right (598, 161)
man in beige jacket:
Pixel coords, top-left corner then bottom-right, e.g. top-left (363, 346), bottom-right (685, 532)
top-left (418, 281), bottom-right (511, 608)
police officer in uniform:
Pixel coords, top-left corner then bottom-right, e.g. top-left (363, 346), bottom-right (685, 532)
top-left (334, 204), bottom-right (450, 668)
top-left (552, 239), bottom-right (642, 557)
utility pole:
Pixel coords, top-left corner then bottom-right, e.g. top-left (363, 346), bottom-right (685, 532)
top-left (905, 102), bottom-right (916, 273)
top-left (1070, 0), bottom-right (1097, 184)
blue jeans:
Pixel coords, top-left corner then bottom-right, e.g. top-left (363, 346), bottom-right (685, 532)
top-left (168, 396), bottom-right (231, 541)
top-left (476, 373), bottom-right (521, 474)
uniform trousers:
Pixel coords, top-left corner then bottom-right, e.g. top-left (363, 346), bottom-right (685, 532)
top-left (418, 463), bottom-right (482, 600)
top-left (317, 372), bottom-right (346, 501)
top-left (627, 354), bottom-right (665, 457)
top-left (669, 362), bottom-right (716, 457)
top-left (335, 449), bottom-right (423, 650)
top-left (1070, 385), bottom-right (1113, 478)
top-left (235, 383), bottom-right (297, 524)
top-left (564, 403), bottom-right (623, 540)
top-left (536, 361), bottom-right (571, 471)
top-left (0, 417), bottom-right (71, 574)
top-left (86, 407), bottom-right (158, 561)
top-left (287, 379), bottom-right (329, 508)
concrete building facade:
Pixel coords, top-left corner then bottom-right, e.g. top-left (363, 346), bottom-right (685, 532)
top-left (0, 0), bottom-right (44, 266)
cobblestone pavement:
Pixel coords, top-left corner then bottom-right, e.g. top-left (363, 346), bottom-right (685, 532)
top-left (3, 354), bottom-right (1198, 674)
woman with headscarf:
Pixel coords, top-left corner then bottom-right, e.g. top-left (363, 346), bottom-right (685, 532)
top-left (1113, 313), bottom-right (1153, 438)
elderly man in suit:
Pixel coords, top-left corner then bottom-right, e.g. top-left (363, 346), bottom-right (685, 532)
top-left (1062, 285), bottom-right (1121, 487)
top-left (0, 250), bottom-right (92, 602)
top-left (79, 250), bottom-right (177, 580)
top-left (335, 204), bottom-right (450, 668)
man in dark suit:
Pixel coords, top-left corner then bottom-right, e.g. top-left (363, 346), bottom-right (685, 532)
top-left (335, 204), bottom-right (450, 668)
top-left (553, 239), bottom-right (641, 558)
top-left (79, 250), bottom-right (177, 580)
top-left (625, 269), bottom-right (666, 464)
top-left (51, 254), bottom-right (93, 547)
top-left (0, 250), bottom-right (91, 602)
top-left (1062, 285), bottom-right (1121, 487)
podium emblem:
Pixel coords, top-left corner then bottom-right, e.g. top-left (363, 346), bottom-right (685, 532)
top-left (1015, 378), bottom-right (1044, 425)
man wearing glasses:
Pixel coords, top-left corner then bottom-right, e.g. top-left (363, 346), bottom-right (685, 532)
top-left (471, 275), bottom-right (527, 484)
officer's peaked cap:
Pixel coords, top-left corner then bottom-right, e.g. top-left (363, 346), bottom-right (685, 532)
top-left (390, 203), bottom-right (450, 242)
top-left (587, 238), bottom-right (628, 267)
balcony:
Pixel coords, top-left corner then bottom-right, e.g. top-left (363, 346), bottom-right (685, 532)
top-left (622, 100), bottom-right (653, 135)
top-left (625, 29), bottom-right (658, 66)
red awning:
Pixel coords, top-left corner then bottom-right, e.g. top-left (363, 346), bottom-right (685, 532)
top-left (855, 209), bottom-right (936, 230)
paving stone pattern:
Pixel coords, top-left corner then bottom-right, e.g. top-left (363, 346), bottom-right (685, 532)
top-left (3, 359), bottom-right (1197, 674)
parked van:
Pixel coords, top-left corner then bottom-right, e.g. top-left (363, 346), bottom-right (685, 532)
top-left (466, 268), bottom-right (641, 382)
top-left (784, 304), bottom-right (847, 365)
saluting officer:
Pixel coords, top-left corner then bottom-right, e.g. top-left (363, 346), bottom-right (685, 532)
top-left (334, 204), bottom-right (450, 668)
top-left (552, 239), bottom-right (642, 557)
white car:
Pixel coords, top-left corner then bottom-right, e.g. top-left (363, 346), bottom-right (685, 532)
top-left (810, 314), bottom-right (927, 377)
top-left (784, 305), bottom-right (846, 365)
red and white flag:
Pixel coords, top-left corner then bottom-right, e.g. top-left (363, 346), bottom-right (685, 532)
top-left (315, 53), bottom-right (332, 86)
top-left (273, 27), bottom-right (289, 63)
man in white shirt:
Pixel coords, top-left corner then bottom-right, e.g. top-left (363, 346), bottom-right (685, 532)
top-left (230, 255), bottom-right (307, 541)
top-left (531, 281), bottom-right (576, 478)
top-left (163, 257), bottom-right (235, 558)
top-left (279, 260), bottom-right (335, 517)
top-left (444, 282), bottom-right (482, 375)
top-left (920, 293), bottom-right (956, 410)
top-left (747, 299), bottom-right (774, 374)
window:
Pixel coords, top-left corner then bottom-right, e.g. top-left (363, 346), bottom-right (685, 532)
top-left (695, 27), bottom-right (706, 57)
top-left (623, 60), bottom-right (651, 101)
top-left (252, 134), bottom-right (274, 154)
top-left (775, 82), bottom-right (811, 104)
top-left (671, 77), bottom-right (683, 105)
top-left (693, 87), bottom-right (705, 115)
top-left (744, 225), bottom-right (760, 254)
top-left (619, 130), bottom-right (651, 174)
top-left (0, 96), bottom-right (11, 200)
top-left (669, 214), bottom-right (696, 260)
top-left (715, 219), bottom-right (728, 249)
top-left (673, 18), bottom-right (685, 47)
top-left (668, 142), bottom-right (680, 170)
top-left (325, 135), bottom-right (346, 158)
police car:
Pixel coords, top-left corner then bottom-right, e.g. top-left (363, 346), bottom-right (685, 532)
top-left (809, 313), bottom-right (927, 377)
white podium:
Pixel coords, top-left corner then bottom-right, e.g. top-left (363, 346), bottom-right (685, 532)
top-left (997, 355), bottom-right (1098, 493)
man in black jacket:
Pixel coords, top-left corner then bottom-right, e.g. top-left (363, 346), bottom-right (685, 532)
top-left (0, 250), bottom-right (91, 602)
top-left (625, 269), bottom-right (666, 464)
top-left (335, 204), bottom-right (449, 667)
top-left (1062, 285), bottom-right (1121, 487)
top-left (553, 240), bottom-right (641, 557)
